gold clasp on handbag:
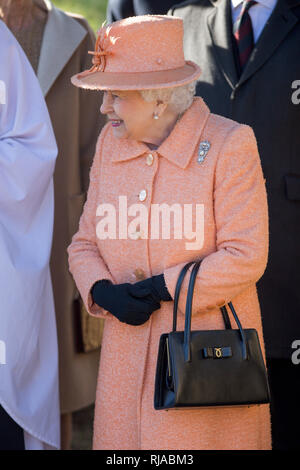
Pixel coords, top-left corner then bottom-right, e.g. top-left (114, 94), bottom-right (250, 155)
top-left (203, 346), bottom-right (232, 359)
top-left (215, 347), bottom-right (222, 358)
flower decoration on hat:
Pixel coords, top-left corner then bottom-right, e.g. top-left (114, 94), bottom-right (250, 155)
top-left (78, 22), bottom-right (119, 77)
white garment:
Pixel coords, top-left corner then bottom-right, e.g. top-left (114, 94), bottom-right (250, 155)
top-left (0, 21), bottom-right (60, 449)
top-left (24, 431), bottom-right (56, 450)
top-left (231, 0), bottom-right (278, 43)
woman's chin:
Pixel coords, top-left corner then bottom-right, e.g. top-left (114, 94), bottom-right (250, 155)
top-left (111, 125), bottom-right (128, 139)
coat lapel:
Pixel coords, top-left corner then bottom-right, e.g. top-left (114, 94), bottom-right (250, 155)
top-left (37, 0), bottom-right (87, 96)
top-left (207, 0), bottom-right (238, 90)
top-left (238, 0), bottom-right (300, 87)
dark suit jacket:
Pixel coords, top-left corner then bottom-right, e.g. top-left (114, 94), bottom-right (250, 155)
top-left (170, 0), bottom-right (300, 359)
top-left (107, 0), bottom-right (179, 21)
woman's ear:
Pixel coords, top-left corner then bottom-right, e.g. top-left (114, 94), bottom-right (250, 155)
top-left (154, 100), bottom-right (168, 118)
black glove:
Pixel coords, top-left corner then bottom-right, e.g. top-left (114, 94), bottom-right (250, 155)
top-left (91, 279), bottom-right (161, 326)
top-left (129, 274), bottom-right (172, 302)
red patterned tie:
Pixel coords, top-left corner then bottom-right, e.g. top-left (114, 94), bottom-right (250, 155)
top-left (233, 0), bottom-right (257, 71)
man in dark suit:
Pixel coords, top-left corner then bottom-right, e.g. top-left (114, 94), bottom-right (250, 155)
top-left (169, 0), bottom-right (300, 450)
top-left (107, 0), bottom-right (178, 22)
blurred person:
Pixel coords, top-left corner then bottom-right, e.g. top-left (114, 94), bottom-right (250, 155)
top-left (107, 0), bottom-right (179, 21)
top-left (169, 0), bottom-right (300, 450)
top-left (68, 15), bottom-right (270, 450)
top-left (0, 20), bottom-right (59, 450)
top-left (0, 0), bottom-right (106, 449)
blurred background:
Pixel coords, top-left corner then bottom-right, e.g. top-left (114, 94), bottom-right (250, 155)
top-left (52, 0), bottom-right (108, 31)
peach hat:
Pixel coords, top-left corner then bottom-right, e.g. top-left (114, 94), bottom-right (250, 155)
top-left (71, 15), bottom-right (201, 90)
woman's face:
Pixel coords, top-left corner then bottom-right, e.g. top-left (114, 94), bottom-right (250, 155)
top-left (100, 90), bottom-right (162, 142)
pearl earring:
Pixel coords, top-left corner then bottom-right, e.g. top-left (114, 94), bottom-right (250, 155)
top-left (153, 112), bottom-right (159, 120)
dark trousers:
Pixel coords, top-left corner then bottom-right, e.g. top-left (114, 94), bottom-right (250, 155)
top-left (0, 405), bottom-right (25, 450)
top-left (267, 358), bottom-right (300, 450)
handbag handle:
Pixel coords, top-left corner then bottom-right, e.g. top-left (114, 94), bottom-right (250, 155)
top-left (172, 261), bottom-right (195, 332)
top-left (172, 260), bottom-right (232, 332)
top-left (183, 260), bottom-right (248, 362)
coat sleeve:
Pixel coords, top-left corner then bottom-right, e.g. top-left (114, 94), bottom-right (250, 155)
top-left (163, 123), bottom-right (269, 316)
top-left (67, 125), bottom-right (114, 318)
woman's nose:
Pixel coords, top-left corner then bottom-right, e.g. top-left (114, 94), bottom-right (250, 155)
top-left (100, 92), bottom-right (113, 114)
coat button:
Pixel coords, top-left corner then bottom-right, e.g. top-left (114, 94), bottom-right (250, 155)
top-left (130, 231), bottom-right (140, 240)
top-left (130, 230), bottom-right (144, 240)
top-left (133, 268), bottom-right (146, 280)
top-left (146, 153), bottom-right (154, 166)
top-left (139, 189), bottom-right (147, 201)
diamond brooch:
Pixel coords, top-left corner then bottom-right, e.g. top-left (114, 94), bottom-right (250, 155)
top-left (197, 140), bottom-right (211, 163)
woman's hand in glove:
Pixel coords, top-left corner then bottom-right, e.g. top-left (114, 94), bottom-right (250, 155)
top-left (129, 274), bottom-right (173, 302)
top-left (91, 279), bottom-right (161, 326)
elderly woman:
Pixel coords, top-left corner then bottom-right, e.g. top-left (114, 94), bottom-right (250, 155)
top-left (68, 16), bottom-right (271, 450)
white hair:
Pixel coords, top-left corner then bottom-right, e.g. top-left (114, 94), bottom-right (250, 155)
top-left (139, 81), bottom-right (197, 115)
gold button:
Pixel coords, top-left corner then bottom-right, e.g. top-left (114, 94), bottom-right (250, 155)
top-left (146, 153), bottom-right (154, 166)
top-left (139, 189), bottom-right (147, 201)
top-left (133, 268), bottom-right (146, 280)
top-left (130, 230), bottom-right (144, 240)
top-left (130, 231), bottom-right (140, 240)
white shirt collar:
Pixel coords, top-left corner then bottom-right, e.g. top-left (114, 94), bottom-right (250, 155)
top-left (231, 0), bottom-right (277, 9)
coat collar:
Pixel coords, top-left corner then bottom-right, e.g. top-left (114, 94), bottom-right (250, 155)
top-left (37, 0), bottom-right (87, 96)
top-left (207, 0), bottom-right (300, 89)
top-left (111, 97), bottom-right (210, 169)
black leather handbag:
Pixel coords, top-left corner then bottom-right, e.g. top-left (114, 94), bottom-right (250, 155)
top-left (154, 260), bottom-right (270, 410)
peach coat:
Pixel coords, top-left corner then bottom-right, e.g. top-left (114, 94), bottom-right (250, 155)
top-left (68, 97), bottom-right (271, 450)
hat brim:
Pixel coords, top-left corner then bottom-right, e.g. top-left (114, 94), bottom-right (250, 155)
top-left (71, 61), bottom-right (201, 91)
